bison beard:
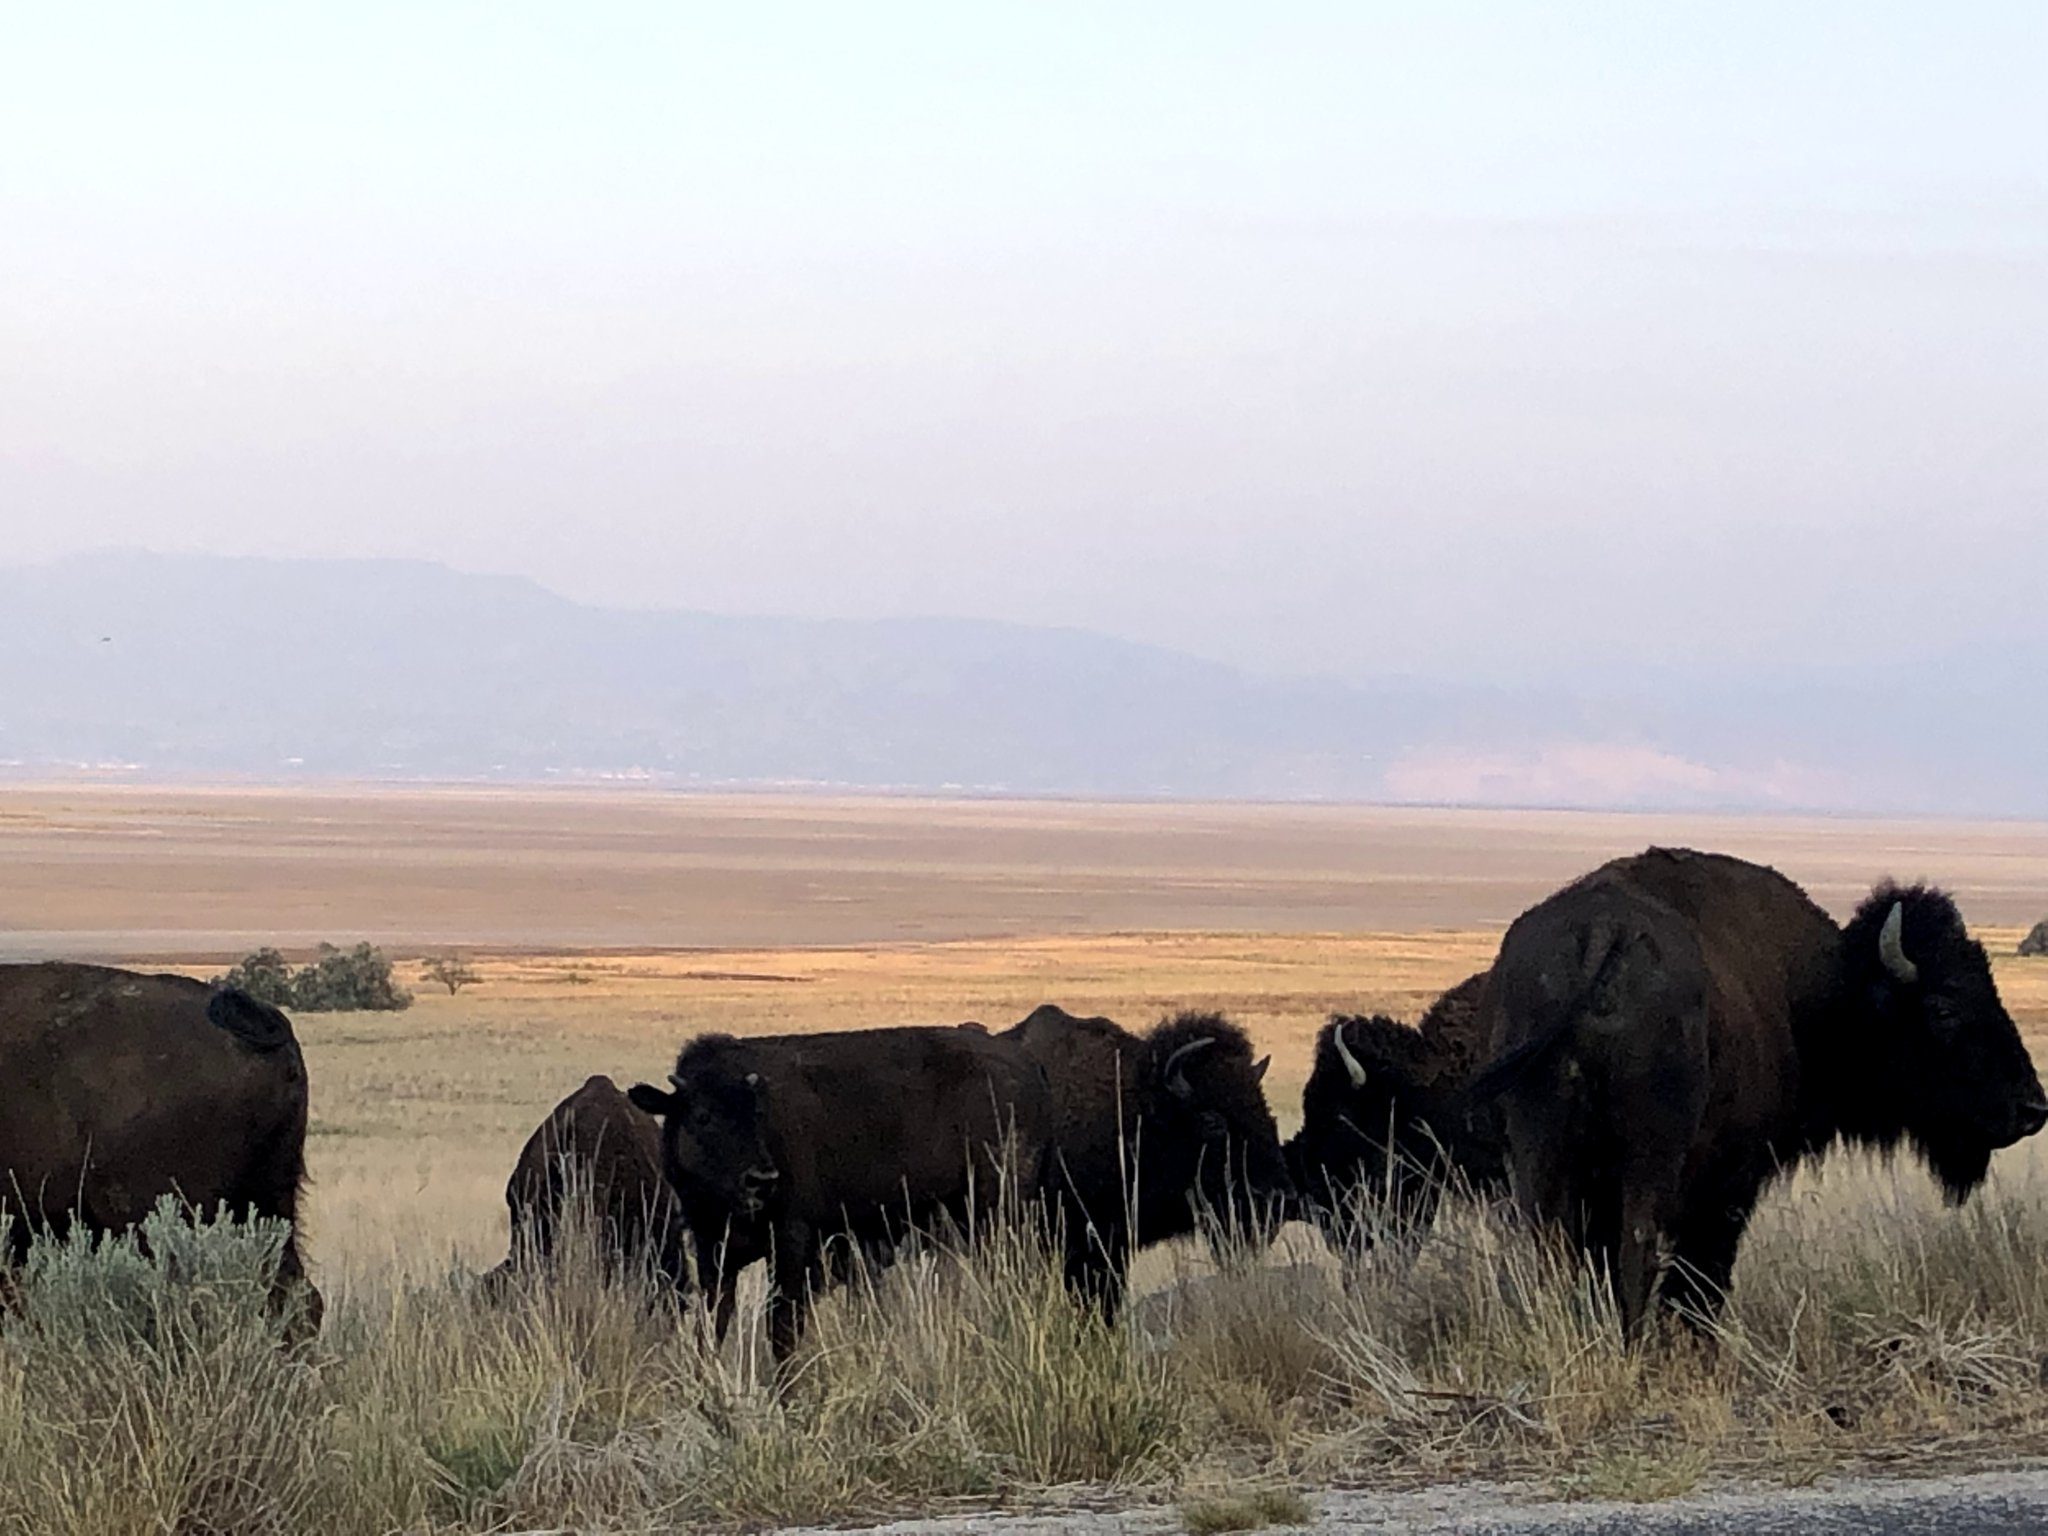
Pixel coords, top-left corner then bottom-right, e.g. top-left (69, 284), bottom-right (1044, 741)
top-left (0, 962), bottom-right (322, 1337)
top-left (1475, 848), bottom-right (2047, 1337)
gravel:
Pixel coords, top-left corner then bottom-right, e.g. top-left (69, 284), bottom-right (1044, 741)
top-left (771, 1466), bottom-right (2048, 1535)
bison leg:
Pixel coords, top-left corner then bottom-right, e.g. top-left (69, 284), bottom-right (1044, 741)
top-left (1662, 1171), bottom-right (1768, 1331)
top-left (1615, 1159), bottom-right (1685, 1341)
top-left (1058, 1214), bottom-right (1128, 1320)
top-left (1610, 1075), bottom-right (1706, 1340)
top-left (766, 1221), bottom-right (821, 1364)
top-left (275, 1248), bottom-right (322, 1344)
top-left (690, 1228), bottom-right (748, 1348)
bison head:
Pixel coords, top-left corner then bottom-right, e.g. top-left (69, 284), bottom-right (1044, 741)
top-left (1142, 1012), bottom-right (1292, 1248)
top-left (1287, 1014), bottom-right (1450, 1249)
top-left (1846, 884), bottom-right (2048, 1201)
top-left (629, 1035), bottom-right (781, 1219)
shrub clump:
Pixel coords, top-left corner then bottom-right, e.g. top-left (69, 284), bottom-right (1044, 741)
top-left (214, 945), bottom-right (298, 1007)
top-left (0, 1200), bottom-right (325, 1535)
top-left (215, 941), bottom-right (413, 1012)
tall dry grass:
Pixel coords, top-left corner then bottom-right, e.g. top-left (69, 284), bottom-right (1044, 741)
top-left (10, 1148), bottom-right (2048, 1533)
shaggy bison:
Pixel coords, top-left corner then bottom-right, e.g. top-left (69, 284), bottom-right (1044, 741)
top-left (485, 1075), bottom-right (689, 1297)
top-left (1000, 1005), bottom-right (1292, 1313)
top-left (1476, 848), bottom-right (2047, 1335)
top-left (1285, 971), bottom-right (1505, 1250)
top-left (0, 962), bottom-right (321, 1332)
top-left (630, 1025), bottom-right (1053, 1359)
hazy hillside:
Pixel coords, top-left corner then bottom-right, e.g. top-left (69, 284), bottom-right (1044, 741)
top-left (0, 552), bottom-right (2036, 815)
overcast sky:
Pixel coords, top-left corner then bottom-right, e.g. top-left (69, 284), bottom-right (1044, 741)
top-left (5, 2), bottom-right (2042, 686)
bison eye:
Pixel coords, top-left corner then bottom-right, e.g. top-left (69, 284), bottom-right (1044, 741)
top-left (1198, 1110), bottom-right (1227, 1140)
top-left (1925, 999), bottom-right (1963, 1042)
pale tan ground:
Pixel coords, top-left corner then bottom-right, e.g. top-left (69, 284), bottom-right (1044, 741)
top-left (6, 784), bottom-right (2048, 958)
top-left (3, 785), bottom-right (2045, 1295)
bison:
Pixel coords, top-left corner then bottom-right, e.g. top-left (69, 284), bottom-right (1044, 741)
top-left (1285, 971), bottom-right (1506, 1251)
top-left (629, 1025), bottom-right (1053, 1359)
top-left (484, 1075), bottom-right (690, 1298)
top-left (1000, 1005), bottom-right (1292, 1313)
top-left (0, 962), bottom-right (321, 1334)
top-left (1476, 847), bottom-right (2047, 1336)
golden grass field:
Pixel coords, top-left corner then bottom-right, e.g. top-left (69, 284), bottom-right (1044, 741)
top-left (3, 784), bottom-right (2046, 1292)
top-left (9, 785), bottom-right (2048, 1532)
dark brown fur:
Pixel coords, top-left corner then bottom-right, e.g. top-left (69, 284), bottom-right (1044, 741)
top-left (0, 961), bottom-right (321, 1334)
top-left (1285, 971), bottom-right (1504, 1250)
top-left (1000, 1005), bottom-right (1291, 1313)
top-left (1478, 848), bottom-right (2047, 1335)
top-left (631, 1025), bottom-right (1053, 1359)
top-left (485, 1075), bottom-right (689, 1297)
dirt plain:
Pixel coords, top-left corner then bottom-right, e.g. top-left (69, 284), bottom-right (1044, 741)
top-left (4, 783), bottom-right (2046, 1293)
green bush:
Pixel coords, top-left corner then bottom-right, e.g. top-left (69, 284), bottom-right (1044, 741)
top-left (213, 945), bottom-right (297, 1007)
top-left (0, 1199), bottom-right (324, 1535)
top-left (213, 941), bottom-right (413, 1012)
top-left (290, 941), bottom-right (413, 1012)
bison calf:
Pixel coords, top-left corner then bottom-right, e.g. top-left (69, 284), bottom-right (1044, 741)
top-left (630, 1025), bottom-right (1053, 1360)
top-left (484, 1075), bottom-right (690, 1299)
top-left (0, 962), bottom-right (321, 1335)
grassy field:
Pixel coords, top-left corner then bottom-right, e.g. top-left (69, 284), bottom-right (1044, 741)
top-left (6, 787), bottom-right (2048, 1532)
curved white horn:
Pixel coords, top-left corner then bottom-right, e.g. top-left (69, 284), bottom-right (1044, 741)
top-left (1332, 1022), bottom-right (1367, 1089)
top-left (1880, 901), bottom-right (1919, 985)
top-left (1164, 1035), bottom-right (1216, 1099)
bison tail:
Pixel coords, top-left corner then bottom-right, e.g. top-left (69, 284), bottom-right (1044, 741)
top-left (1465, 1017), bottom-right (1574, 1102)
top-left (206, 987), bottom-right (297, 1050)
top-left (1466, 922), bottom-right (1642, 1102)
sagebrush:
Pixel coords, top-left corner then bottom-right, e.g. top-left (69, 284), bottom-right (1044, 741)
top-left (7, 1152), bottom-right (2048, 1533)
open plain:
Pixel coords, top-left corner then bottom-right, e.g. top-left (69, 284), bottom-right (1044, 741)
top-left (8, 784), bottom-right (2048, 1532)
top-left (7, 784), bottom-right (2048, 1287)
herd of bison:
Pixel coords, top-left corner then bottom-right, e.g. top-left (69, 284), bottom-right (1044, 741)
top-left (5, 846), bottom-right (2045, 1361)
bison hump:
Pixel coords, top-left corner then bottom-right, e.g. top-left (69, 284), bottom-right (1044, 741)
top-left (206, 987), bottom-right (296, 1050)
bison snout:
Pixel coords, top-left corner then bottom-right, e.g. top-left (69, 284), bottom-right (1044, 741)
top-left (2014, 1098), bottom-right (2048, 1142)
top-left (737, 1165), bottom-right (780, 1212)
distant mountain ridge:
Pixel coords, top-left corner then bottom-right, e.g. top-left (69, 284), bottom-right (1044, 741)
top-left (0, 551), bottom-right (2037, 816)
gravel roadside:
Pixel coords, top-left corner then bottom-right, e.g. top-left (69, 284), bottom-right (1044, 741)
top-left (773, 1465), bottom-right (2048, 1535)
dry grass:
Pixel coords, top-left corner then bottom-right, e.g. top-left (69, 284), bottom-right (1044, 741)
top-left (4, 782), bottom-right (2045, 1528)
top-left (15, 1134), bottom-right (2048, 1533)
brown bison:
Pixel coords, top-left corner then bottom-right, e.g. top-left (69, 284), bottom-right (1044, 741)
top-left (0, 962), bottom-right (320, 1332)
top-left (1285, 971), bottom-right (1506, 1251)
top-left (1476, 848), bottom-right (2047, 1335)
top-left (1000, 1005), bottom-right (1292, 1313)
top-left (630, 1025), bottom-right (1053, 1359)
top-left (485, 1076), bottom-right (690, 1297)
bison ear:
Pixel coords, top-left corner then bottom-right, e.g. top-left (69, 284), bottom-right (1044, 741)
top-left (626, 1083), bottom-right (677, 1118)
top-left (1252, 1054), bottom-right (1271, 1084)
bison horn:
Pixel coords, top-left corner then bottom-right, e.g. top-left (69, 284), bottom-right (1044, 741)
top-left (1164, 1035), bottom-right (1216, 1100)
top-left (1880, 900), bottom-right (1920, 985)
top-left (1332, 1022), bottom-right (1367, 1089)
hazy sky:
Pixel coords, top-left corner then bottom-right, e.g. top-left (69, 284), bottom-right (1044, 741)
top-left (5, 2), bottom-right (2043, 685)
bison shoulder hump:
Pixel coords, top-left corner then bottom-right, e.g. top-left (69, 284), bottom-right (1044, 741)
top-left (206, 987), bottom-right (297, 1050)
